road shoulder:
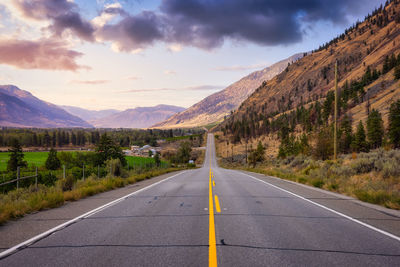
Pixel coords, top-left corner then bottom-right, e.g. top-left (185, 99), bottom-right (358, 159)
top-left (236, 169), bottom-right (400, 237)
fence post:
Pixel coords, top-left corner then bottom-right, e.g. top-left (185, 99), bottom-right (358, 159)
top-left (98, 165), bottom-right (100, 178)
top-left (83, 164), bottom-right (85, 181)
top-left (63, 165), bottom-right (66, 179)
top-left (17, 166), bottom-right (20, 189)
top-left (35, 166), bottom-right (38, 190)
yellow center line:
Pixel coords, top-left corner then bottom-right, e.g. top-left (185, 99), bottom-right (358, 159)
top-left (214, 195), bottom-right (221, 213)
top-left (209, 138), bottom-right (217, 267)
top-left (213, 180), bottom-right (215, 187)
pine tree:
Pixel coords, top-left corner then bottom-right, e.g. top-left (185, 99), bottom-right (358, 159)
top-left (367, 109), bottom-right (384, 149)
top-left (95, 134), bottom-right (127, 166)
top-left (388, 100), bottom-right (400, 148)
top-left (352, 121), bottom-right (369, 152)
top-left (7, 139), bottom-right (27, 171)
top-left (339, 115), bottom-right (353, 154)
top-left (45, 148), bottom-right (61, 170)
top-left (394, 65), bottom-right (400, 80)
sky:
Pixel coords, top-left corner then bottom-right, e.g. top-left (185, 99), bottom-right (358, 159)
top-left (0, 0), bottom-right (385, 111)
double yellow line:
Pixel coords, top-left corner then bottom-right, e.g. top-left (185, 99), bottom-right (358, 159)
top-left (209, 140), bottom-right (220, 267)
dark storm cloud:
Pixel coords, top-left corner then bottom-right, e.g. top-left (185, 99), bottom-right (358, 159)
top-left (159, 0), bottom-right (383, 49)
top-left (13, 0), bottom-right (95, 41)
top-left (12, 0), bottom-right (384, 51)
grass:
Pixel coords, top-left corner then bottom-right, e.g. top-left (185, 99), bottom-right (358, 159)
top-left (0, 152), bottom-right (49, 171)
top-left (218, 149), bottom-right (400, 210)
top-left (0, 167), bottom-right (186, 225)
top-left (0, 152), bottom-right (164, 171)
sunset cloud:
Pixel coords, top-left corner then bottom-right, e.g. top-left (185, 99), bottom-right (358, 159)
top-left (214, 63), bottom-right (269, 72)
top-left (0, 38), bottom-right (87, 71)
top-left (120, 85), bottom-right (224, 93)
top-left (70, 80), bottom-right (109, 85)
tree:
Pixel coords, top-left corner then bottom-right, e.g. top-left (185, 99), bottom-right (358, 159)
top-left (154, 153), bottom-right (161, 167)
top-left (173, 142), bottom-right (192, 164)
top-left (394, 65), bottom-right (400, 80)
top-left (7, 139), bottom-right (27, 171)
top-left (45, 148), bottom-right (61, 170)
top-left (95, 134), bottom-right (127, 166)
top-left (367, 109), bottom-right (384, 149)
top-left (248, 141), bottom-right (265, 167)
top-left (313, 127), bottom-right (333, 160)
top-left (352, 121), bottom-right (369, 152)
top-left (388, 100), bottom-right (400, 148)
top-left (339, 115), bottom-right (353, 154)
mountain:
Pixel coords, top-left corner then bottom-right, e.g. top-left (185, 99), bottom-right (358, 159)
top-left (61, 105), bottom-right (120, 122)
top-left (221, 1), bottom-right (400, 143)
top-left (91, 104), bottom-right (185, 128)
top-left (153, 53), bottom-right (303, 129)
top-left (0, 85), bottom-right (92, 128)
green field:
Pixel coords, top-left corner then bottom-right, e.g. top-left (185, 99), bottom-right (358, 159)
top-left (0, 152), bottom-right (163, 171)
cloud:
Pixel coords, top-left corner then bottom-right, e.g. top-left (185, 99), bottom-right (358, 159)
top-left (70, 80), bottom-right (109, 85)
top-left (214, 63), bottom-right (268, 72)
top-left (12, 0), bottom-right (95, 41)
top-left (125, 75), bottom-right (141, 80)
top-left (119, 85), bottom-right (224, 93)
top-left (0, 38), bottom-right (87, 71)
top-left (8, 0), bottom-right (384, 53)
top-left (164, 70), bottom-right (176, 75)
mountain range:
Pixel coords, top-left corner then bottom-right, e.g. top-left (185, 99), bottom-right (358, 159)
top-left (153, 53), bottom-right (303, 129)
top-left (0, 85), bottom-right (92, 128)
top-left (89, 105), bottom-right (185, 128)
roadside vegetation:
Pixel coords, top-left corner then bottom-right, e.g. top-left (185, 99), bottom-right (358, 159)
top-left (0, 130), bottom-right (203, 225)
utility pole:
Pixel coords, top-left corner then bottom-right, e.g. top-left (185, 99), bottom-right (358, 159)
top-left (334, 60), bottom-right (338, 161)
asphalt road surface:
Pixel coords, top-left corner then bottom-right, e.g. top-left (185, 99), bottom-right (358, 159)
top-left (1, 134), bottom-right (399, 266)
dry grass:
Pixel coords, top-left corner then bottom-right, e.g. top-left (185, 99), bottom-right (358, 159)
top-left (219, 149), bottom-right (400, 210)
top-left (0, 168), bottom-right (183, 225)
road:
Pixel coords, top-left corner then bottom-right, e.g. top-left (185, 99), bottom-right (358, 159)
top-left (1, 134), bottom-right (400, 266)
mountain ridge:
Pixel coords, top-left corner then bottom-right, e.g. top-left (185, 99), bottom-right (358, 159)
top-left (153, 53), bottom-right (303, 129)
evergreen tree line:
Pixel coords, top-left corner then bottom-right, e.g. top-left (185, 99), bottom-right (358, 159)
top-left (0, 128), bottom-right (203, 148)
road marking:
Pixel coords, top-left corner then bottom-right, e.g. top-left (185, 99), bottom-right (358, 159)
top-left (213, 180), bottom-right (215, 187)
top-left (214, 195), bottom-right (221, 213)
top-left (209, 136), bottom-right (217, 267)
top-left (242, 173), bottom-right (400, 242)
top-left (0, 171), bottom-right (187, 260)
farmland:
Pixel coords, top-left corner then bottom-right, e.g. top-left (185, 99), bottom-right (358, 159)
top-left (0, 151), bottom-right (160, 171)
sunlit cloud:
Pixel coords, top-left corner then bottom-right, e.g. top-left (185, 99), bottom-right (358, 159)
top-left (119, 85), bottom-right (224, 93)
top-left (164, 70), bottom-right (176, 75)
top-left (70, 80), bottom-right (109, 85)
top-left (0, 38), bottom-right (88, 71)
top-left (214, 63), bottom-right (269, 72)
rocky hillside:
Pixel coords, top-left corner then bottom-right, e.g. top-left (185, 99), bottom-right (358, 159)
top-left (92, 104), bottom-right (185, 128)
top-left (223, 0), bottom-right (400, 137)
top-left (0, 85), bottom-right (92, 128)
top-left (153, 53), bottom-right (303, 129)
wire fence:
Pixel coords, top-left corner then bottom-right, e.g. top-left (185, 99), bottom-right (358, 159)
top-left (0, 161), bottom-right (171, 193)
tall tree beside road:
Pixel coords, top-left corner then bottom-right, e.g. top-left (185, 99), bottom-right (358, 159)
top-left (7, 139), bottom-right (27, 171)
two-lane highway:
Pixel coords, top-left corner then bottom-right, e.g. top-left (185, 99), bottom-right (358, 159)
top-left (1, 134), bottom-right (400, 266)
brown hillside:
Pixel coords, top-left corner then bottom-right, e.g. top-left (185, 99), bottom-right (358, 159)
top-left (227, 0), bottom-right (400, 130)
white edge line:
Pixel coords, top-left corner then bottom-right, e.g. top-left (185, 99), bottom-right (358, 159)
top-left (241, 172), bottom-right (400, 242)
top-left (0, 171), bottom-right (187, 259)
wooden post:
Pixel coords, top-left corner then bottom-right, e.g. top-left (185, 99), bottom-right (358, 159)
top-left (334, 60), bottom-right (338, 161)
top-left (98, 165), bottom-right (100, 178)
top-left (82, 164), bottom-right (85, 180)
top-left (17, 166), bottom-right (20, 189)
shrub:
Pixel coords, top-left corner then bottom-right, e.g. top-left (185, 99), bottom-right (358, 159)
top-left (312, 179), bottom-right (324, 188)
top-left (60, 175), bottom-right (75, 191)
top-left (382, 160), bottom-right (400, 178)
top-left (351, 158), bottom-right (375, 174)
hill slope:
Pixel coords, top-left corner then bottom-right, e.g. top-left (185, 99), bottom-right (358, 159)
top-left (153, 53), bottom-right (303, 129)
top-left (223, 0), bottom-right (400, 140)
top-left (0, 85), bottom-right (92, 128)
top-left (92, 104), bottom-right (185, 128)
